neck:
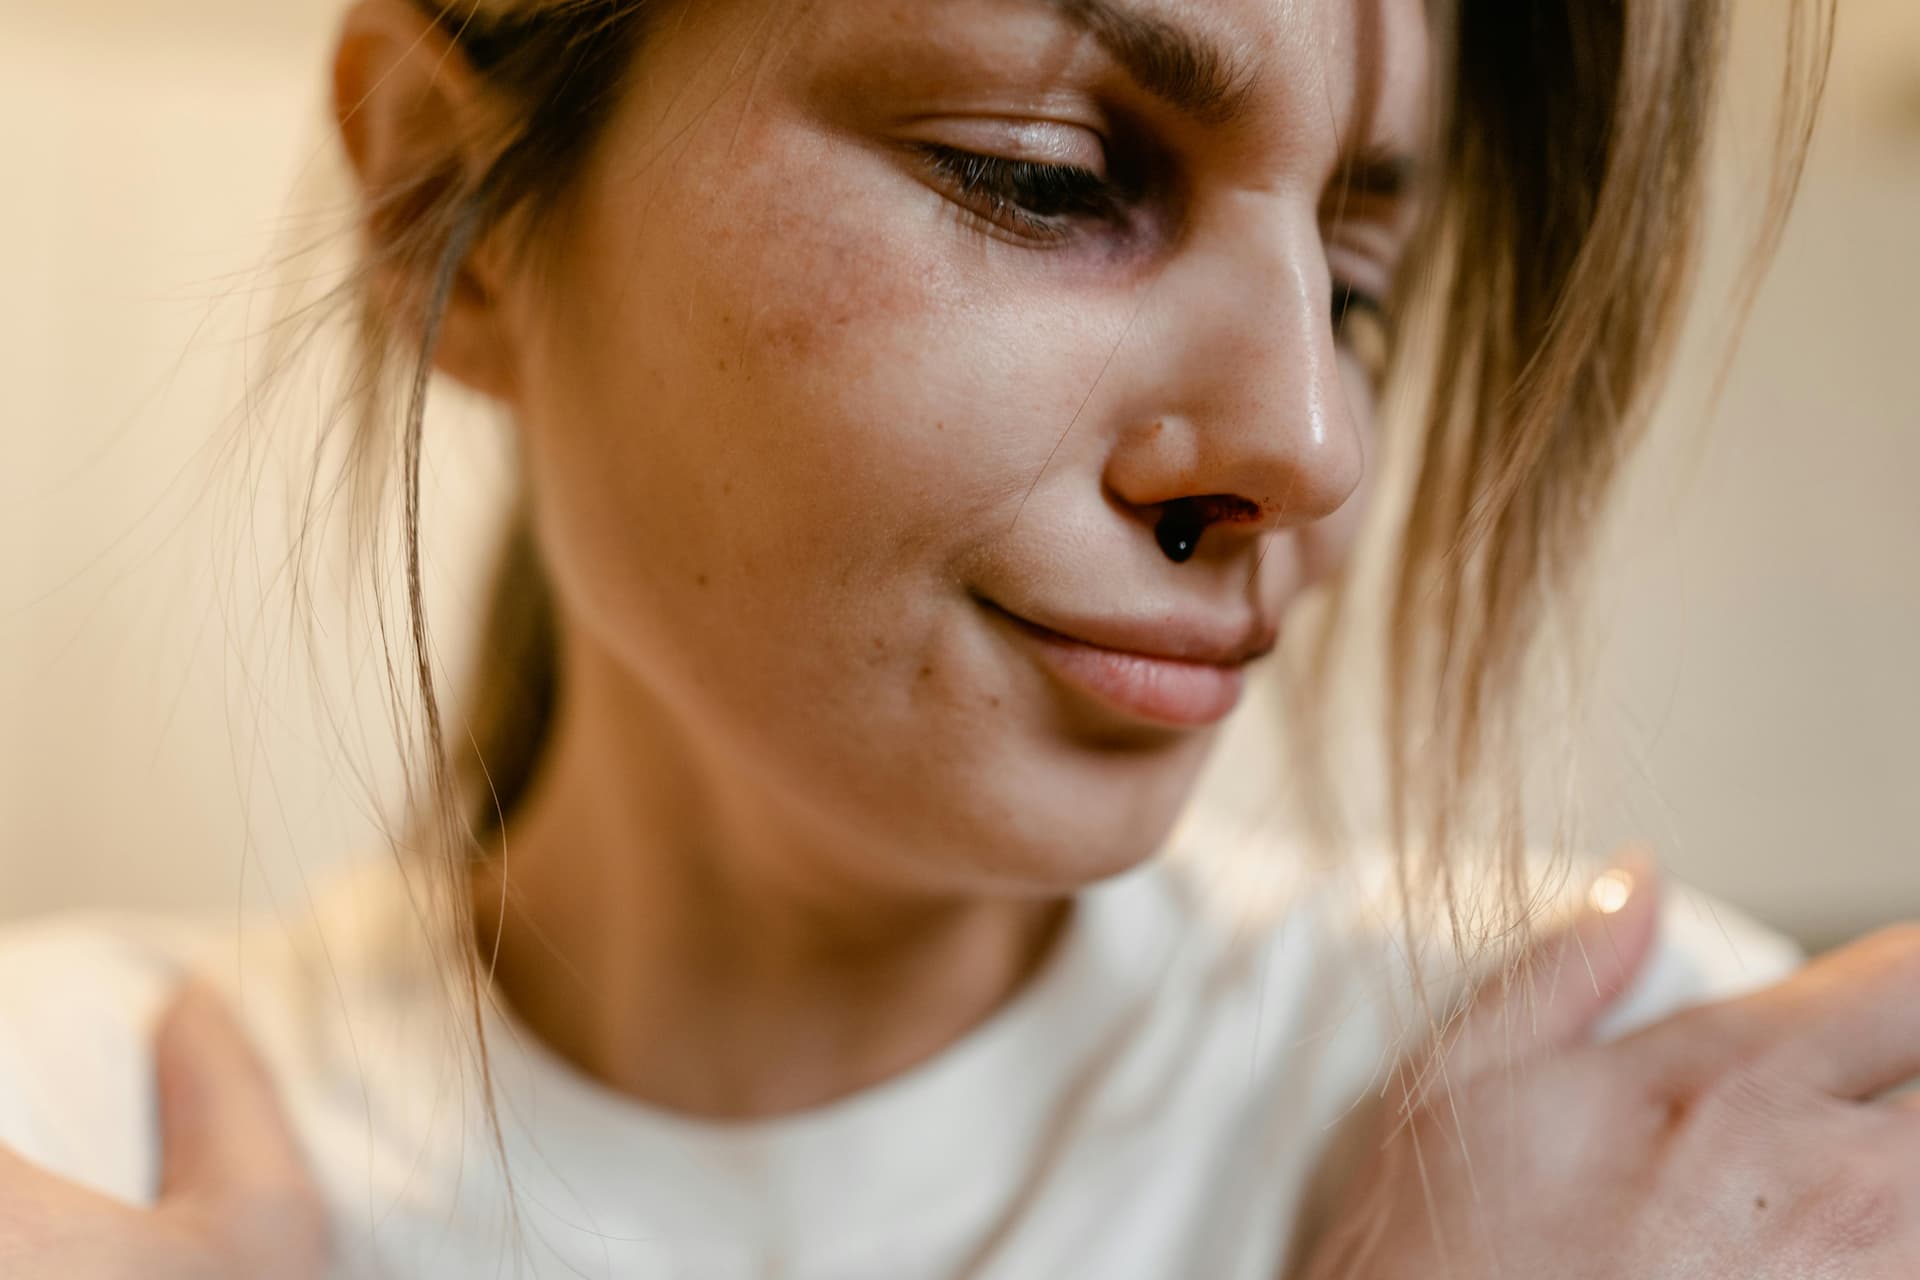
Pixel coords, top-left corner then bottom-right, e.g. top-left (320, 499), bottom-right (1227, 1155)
top-left (469, 630), bottom-right (1069, 1120)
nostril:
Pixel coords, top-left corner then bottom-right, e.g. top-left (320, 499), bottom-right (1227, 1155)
top-left (1154, 495), bottom-right (1263, 564)
top-left (1156, 504), bottom-right (1206, 563)
top-left (1190, 495), bottom-right (1263, 526)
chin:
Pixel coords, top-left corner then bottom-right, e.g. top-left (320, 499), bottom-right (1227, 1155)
top-left (899, 739), bottom-right (1211, 900)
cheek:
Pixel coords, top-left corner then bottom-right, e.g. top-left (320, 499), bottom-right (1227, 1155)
top-left (1295, 356), bottom-right (1380, 581)
top-left (507, 103), bottom-right (1079, 722)
top-left (523, 108), bottom-right (1115, 605)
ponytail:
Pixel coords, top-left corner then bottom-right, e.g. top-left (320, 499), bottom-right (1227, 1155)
top-left (456, 501), bottom-right (559, 848)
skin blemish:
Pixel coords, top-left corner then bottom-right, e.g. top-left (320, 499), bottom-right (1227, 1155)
top-left (765, 311), bottom-right (823, 359)
top-left (697, 573), bottom-right (711, 588)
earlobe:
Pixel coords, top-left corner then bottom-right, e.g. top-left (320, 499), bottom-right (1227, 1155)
top-left (332, 0), bottom-right (520, 402)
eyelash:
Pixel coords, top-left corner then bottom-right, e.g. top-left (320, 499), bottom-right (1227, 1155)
top-left (920, 144), bottom-right (1387, 347)
top-left (1332, 281), bottom-right (1386, 333)
top-left (918, 144), bottom-right (1121, 242)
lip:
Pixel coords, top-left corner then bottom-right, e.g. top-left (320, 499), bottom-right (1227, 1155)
top-left (981, 599), bottom-right (1277, 729)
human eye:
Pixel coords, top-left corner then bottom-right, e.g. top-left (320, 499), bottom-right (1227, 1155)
top-left (916, 143), bottom-right (1126, 245)
top-left (1332, 281), bottom-right (1391, 382)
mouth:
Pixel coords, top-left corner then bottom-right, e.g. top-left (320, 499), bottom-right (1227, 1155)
top-left (978, 598), bottom-right (1276, 729)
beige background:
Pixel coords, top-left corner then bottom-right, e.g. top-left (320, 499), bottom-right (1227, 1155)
top-left (2, 0), bottom-right (1915, 948)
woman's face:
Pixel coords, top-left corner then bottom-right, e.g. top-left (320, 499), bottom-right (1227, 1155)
top-left (497, 0), bottom-right (1427, 893)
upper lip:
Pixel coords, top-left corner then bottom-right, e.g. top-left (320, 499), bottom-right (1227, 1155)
top-left (982, 598), bottom-right (1280, 667)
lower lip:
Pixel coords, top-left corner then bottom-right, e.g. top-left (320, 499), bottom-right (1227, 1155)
top-left (993, 609), bottom-right (1248, 728)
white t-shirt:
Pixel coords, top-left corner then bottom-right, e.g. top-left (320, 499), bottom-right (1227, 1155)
top-left (0, 825), bottom-right (1800, 1279)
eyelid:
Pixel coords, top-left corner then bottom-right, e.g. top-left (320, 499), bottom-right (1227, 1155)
top-left (1326, 237), bottom-right (1396, 309)
top-left (905, 116), bottom-right (1108, 176)
top-left (916, 144), bottom-right (1113, 246)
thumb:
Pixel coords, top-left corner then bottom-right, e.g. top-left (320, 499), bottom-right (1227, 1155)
top-left (1439, 849), bottom-right (1664, 1083)
top-left (152, 979), bottom-right (314, 1205)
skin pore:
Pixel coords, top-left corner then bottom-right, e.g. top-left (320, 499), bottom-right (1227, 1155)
top-left (339, 0), bottom-right (1425, 1119)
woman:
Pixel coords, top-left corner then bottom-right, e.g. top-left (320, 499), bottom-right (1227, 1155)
top-left (4, 0), bottom-right (1909, 1276)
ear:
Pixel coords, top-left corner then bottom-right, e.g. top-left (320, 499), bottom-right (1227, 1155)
top-left (333, 0), bottom-right (519, 402)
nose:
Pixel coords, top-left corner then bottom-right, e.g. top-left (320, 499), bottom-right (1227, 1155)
top-left (1101, 201), bottom-right (1366, 555)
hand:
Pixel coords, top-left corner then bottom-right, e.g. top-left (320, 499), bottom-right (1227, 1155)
top-left (0, 982), bottom-right (330, 1279)
top-left (1298, 861), bottom-right (1920, 1279)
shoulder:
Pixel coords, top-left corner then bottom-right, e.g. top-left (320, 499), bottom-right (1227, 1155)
top-left (0, 910), bottom-right (197, 1200)
top-left (1155, 817), bottom-right (1805, 1060)
top-left (0, 858), bottom-right (438, 1208)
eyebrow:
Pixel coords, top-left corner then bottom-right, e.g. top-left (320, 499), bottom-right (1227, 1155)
top-left (1042, 0), bottom-right (1256, 126)
top-left (1038, 0), bottom-right (1422, 197)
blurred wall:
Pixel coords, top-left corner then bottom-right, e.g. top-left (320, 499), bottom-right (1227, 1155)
top-left (0, 0), bottom-right (429, 921)
top-left (2, 0), bottom-right (1916, 946)
top-left (1564, 1), bottom-right (1920, 947)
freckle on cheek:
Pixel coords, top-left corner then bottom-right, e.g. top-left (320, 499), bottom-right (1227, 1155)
top-left (760, 314), bottom-right (811, 359)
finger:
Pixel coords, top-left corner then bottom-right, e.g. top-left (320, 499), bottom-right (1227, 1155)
top-left (1887, 1085), bottom-right (1920, 1113)
top-left (152, 980), bottom-right (316, 1204)
top-left (1440, 852), bottom-right (1664, 1083)
top-left (1742, 924), bottom-right (1920, 1100)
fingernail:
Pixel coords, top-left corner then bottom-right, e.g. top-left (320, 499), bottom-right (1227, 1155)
top-left (159, 979), bottom-right (228, 1049)
top-left (1588, 845), bottom-right (1654, 916)
top-left (168, 978), bottom-right (219, 1022)
top-left (1587, 867), bottom-right (1636, 915)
